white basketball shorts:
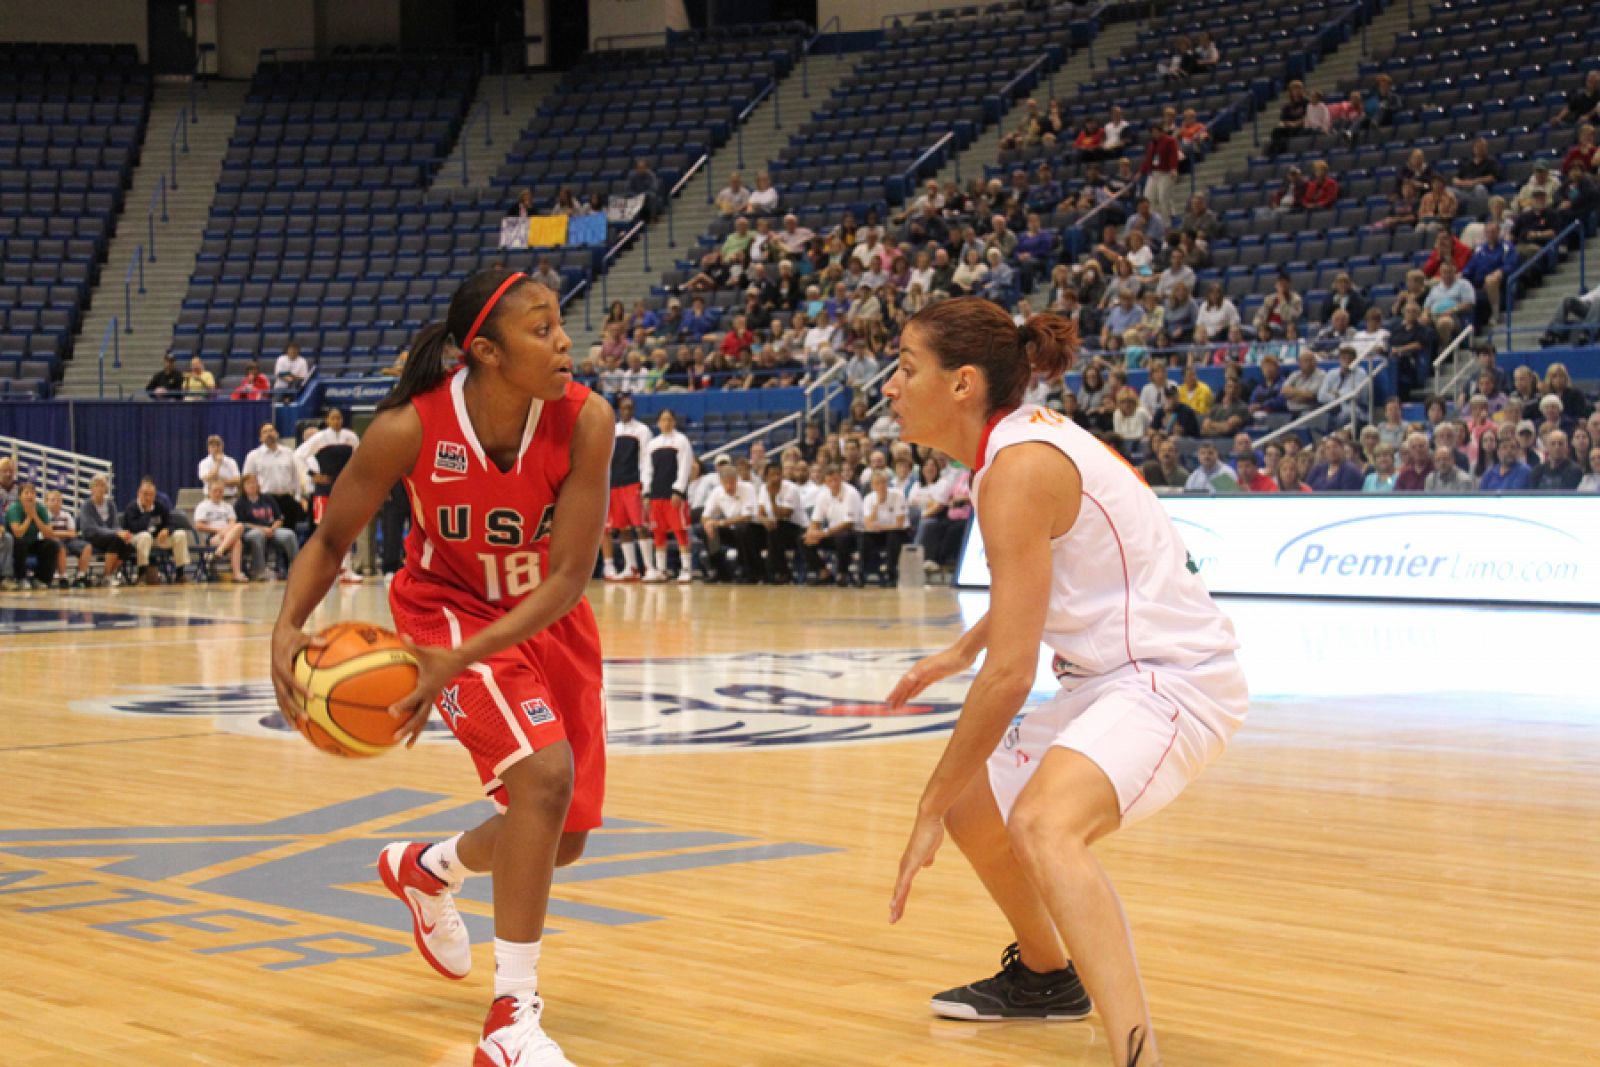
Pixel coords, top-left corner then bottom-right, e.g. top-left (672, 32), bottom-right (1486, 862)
top-left (986, 653), bottom-right (1248, 831)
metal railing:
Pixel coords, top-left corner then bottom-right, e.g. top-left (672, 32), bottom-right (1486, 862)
top-left (123, 246), bottom-right (144, 335)
top-left (1504, 220), bottom-right (1586, 348)
top-left (1254, 352), bottom-right (1390, 447)
top-left (457, 99), bottom-right (494, 185)
top-left (1428, 323), bottom-right (1480, 405)
top-left (97, 317), bottom-right (120, 399)
top-left (801, 15), bottom-right (844, 97)
top-left (0, 434), bottom-right (117, 509)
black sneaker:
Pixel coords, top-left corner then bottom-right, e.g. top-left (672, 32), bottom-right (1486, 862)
top-left (929, 943), bottom-right (1093, 1021)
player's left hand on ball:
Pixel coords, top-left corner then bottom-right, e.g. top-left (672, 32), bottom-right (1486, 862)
top-left (387, 637), bottom-right (464, 747)
top-left (889, 812), bottom-right (945, 924)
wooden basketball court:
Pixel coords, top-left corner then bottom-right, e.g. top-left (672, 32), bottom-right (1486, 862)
top-left (0, 582), bottom-right (1595, 1065)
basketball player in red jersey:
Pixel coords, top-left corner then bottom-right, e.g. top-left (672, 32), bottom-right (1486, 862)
top-left (882, 299), bottom-right (1247, 1067)
top-left (270, 268), bottom-right (611, 1067)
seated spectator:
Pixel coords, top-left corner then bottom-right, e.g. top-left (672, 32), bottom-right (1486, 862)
top-left (980, 248), bottom-right (1016, 303)
top-left (1185, 443), bottom-right (1238, 492)
top-left (951, 248), bottom-right (989, 295)
top-left (1552, 69), bottom-right (1600, 126)
top-left (273, 342), bottom-right (310, 393)
top-left (1395, 147), bottom-right (1435, 194)
top-left (844, 343), bottom-right (881, 392)
top-left (1517, 163), bottom-right (1562, 212)
top-left (1013, 213), bottom-right (1057, 290)
top-left (1122, 228), bottom-right (1155, 275)
top-left (1109, 386), bottom-right (1153, 457)
top-left (682, 297), bottom-right (720, 343)
top-left (1268, 80), bottom-right (1310, 156)
top-left (531, 256), bottom-right (563, 293)
top-left (1141, 437), bottom-right (1190, 488)
top-left (1181, 192), bottom-right (1223, 241)
top-left (235, 473), bottom-right (299, 579)
top-left (1155, 248), bottom-right (1196, 301)
top-left (1580, 447), bottom-right (1600, 492)
top-left (1542, 281), bottom-right (1600, 346)
top-left (145, 352), bottom-right (184, 399)
top-left (1417, 175), bottom-right (1460, 236)
top-left (1478, 431), bottom-right (1530, 491)
top-left (1176, 362), bottom-right (1214, 415)
top-left (626, 159), bottom-right (660, 220)
top-left (1351, 307), bottom-right (1390, 360)
top-left (1422, 230), bottom-right (1472, 279)
top-left (5, 480), bottom-right (57, 588)
top-left (75, 474), bottom-right (127, 586)
top-left (122, 476), bottom-right (191, 584)
top-left (1514, 188), bottom-right (1562, 273)
top-left (195, 435), bottom-right (239, 501)
top-left (1282, 350), bottom-right (1326, 415)
top-left (37, 489), bottom-right (81, 587)
top-left (1463, 222), bottom-right (1518, 325)
top-left (1102, 104), bottom-right (1130, 156)
top-left (1102, 288), bottom-right (1144, 351)
top-left (1312, 309), bottom-right (1356, 355)
top-left (700, 463), bottom-right (762, 584)
top-left (231, 360), bottom-right (272, 400)
top-left (1363, 444), bottom-right (1399, 491)
top-left (1373, 176), bottom-right (1421, 231)
top-left (1226, 451), bottom-right (1272, 492)
top-left (1328, 90), bottom-right (1365, 138)
top-left (1248, 354), bottom-right (1287, 413)
top-left (1425, 445), bottom-right (1476, 493)
top-left (1307, 436), bottom-right (1365, 491)
top-left (1367, 72), bottom-right (1402, 129)
top-left (1453, 137), bottom-right (1503, 210)
top-left (1275, 454), bottom-right (1310, 492)
top-left (1558, 160), bottom-right (1600, 231)
top-left (802, 464), bottom-right (862, 585)
top-left (1388, 300), bottom-right (1437, 396)
top-left (1305, 89), bottom-right (1332, 135)
top-left (1155, 384), bottom-right (1200, 439)
top-left (1192, 29), bottom-right (1220, 70)
top-left (1266, 164), bottom-right (1309, 213)
top-left (719, 314), bottom-right (756, 359)
top-left (1424, 261), bottom-right (1475, 337)
top-left (745, 171), bottom-right (779, 215)
top-left (1563, 123), bottom-right (1600, 175)
top-left (1202, 379), bottom-right (1250, 436)
top-left (1162, 284), bottom-right (1198, 346)
top-left (193, 481), bottom-right (249, 582)
top-left (1318, 345), bottom-right (1370, 422)
top-left (1302, 160), bottom-right (1339, 210)
top-left (1073, 115), bottom-right (1110, 161)
top-left (1177, 108), bottom-right (1210, 155)
top-left (512, 187), bottom-right (534, 218)
top-left (716, 171), bottom-right (750, 216)
top-left (1253, 274), bottom-right (1303, 337)
top-left (553, 187), bottom-right (580, 215)
top-left (1319, 272), bottom-right (1367, 327)
top-left (1543, 362), bottom-right (1591, 421)
top-left (1194, 282), bottom-right (1240, 343)
top-left (859, 470), bottom-right (909, 586)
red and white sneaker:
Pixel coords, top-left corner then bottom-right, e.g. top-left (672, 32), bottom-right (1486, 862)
top-left (603, 568), bottom-right (638, 583)
top-left (474, 993), bottom-right (575, 1067)
top-left (377, 841), bottom-right (471, 980)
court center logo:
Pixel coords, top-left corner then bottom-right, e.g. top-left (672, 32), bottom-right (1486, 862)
top-left (70, 649), bottom-right (969, 751)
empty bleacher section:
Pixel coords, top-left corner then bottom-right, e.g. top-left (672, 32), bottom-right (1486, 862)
top-left (173, 56), bottom-right (486, 378)
top-left (0, 43), bottom-right (150, 399)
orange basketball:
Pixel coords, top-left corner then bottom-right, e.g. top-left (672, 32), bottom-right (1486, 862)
top-left (292, 622), bottom-right (420, 758)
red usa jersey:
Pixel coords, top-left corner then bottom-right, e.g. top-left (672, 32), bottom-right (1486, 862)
top-left (399, 367), bottom-right (591, 606)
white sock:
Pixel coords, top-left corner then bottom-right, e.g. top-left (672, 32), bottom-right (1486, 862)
top-left (654, 544), bottom-right (667, 572)
top-left (493, 938), bottom-right (542, 999)
top-left (620, 540), bottom-right (639, 571)
top-left (420, 832), bottom-right (467, 889)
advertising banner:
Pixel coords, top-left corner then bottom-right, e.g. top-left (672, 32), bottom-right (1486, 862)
top-left (955, 495), bottom-right (1600, 606)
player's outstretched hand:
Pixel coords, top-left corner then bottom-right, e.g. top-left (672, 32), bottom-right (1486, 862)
top-left (889, 812), bottom-right (944, 924)
top-left (387, 636), bottom-right (467, 748)
top-left (270, 625), bottom-right (324, 726)
top-left (886, 644), bottom-right (976, 709)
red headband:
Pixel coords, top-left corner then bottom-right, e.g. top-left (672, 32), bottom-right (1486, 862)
top-left (459, 271), bottom-right (527, 352)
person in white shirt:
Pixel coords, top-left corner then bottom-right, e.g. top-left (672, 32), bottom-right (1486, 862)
top-left (687, 456), bottom-right (722, 516)
top-left (294, 408), bottom-right (362, 582)
top-left (604, 395), bottom-right (654, 582)
top-left (715, 171), bottom-right (750, 215)
top-left (43, 489), bottom-right (89, 587)
top-left (700, 463), bottom-right (762, 583)
top-left (1103, 105), bottom-right (1129, 152)
top-left (273, 343), bottom-right (311, 392)
top-left (745, 171), bottom-right (779, 214)
top-left (797, 460), bottom-right (828, 515)
top-left (802, 463), bottom-right (863, 585)
top-left (197, 435), bottom-right (241, 500)
top-left (242, 421), bottom-right (306, 529)
top-left (1350, 307), bottom-right (1390, 360)
top-left (1184, 443), bottom-right (1240, 493)
top-left (1316, 345), bottom-right (1371, 428)
top-left (856, 450), bottom-right (891, 493)
top-left (192, 480), bottom-right (250, 582)
top-left (860, 469), bottom-right (910, 585)
top-left (755, 462), bottom-right (806, 584)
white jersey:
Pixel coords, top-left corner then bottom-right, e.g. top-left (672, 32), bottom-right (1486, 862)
top-left (972, 404), bottom-right (1240, 681)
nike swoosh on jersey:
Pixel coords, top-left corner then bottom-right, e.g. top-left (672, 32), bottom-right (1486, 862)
top-left (430, 473), bottom-right (468, 483)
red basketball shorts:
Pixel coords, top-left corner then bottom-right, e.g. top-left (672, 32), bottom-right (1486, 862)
top-left (388, 573), bottom-right (606, 832)
top-left (649, 497), bottom-right (688, 545)
top-left (606, 484), bottom-right (644, 532)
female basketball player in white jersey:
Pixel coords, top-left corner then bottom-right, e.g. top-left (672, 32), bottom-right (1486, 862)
top-left (882, 297), bottom-right (1247, 1067)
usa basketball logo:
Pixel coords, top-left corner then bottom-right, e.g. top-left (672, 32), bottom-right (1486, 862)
top-left (434, 440), bottom-right (468, 474)
top-left (68, 649), bottom-right (1009, 751)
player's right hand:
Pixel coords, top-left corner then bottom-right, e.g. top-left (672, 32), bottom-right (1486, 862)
top-left (270, 625), bottom-right (325, 726)
top-left (886, 644), bottom-right (976, 709)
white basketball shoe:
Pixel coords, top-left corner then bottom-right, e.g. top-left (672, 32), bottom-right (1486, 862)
top-left (377, 841), bottom-right (472, 980)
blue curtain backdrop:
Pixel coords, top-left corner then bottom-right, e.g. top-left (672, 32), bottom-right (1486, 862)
top-left (0, 400), bottom-right (271, 502)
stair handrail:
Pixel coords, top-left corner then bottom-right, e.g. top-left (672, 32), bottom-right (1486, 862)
top-left (1253, 349), bottom-right (1391, 447)
top-left (97, 316), bottom-right (120, 400)
top-left (1503, 220), bottom-right (1585, 348)
top-left (802, 15), bottom-right (844, 95)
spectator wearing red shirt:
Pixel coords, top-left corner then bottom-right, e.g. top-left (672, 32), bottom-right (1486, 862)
top-left (718, 314), bottom-right (756, 358)
top-left (1073, 117), bottom-right (1109, 162)
top-left (1422, 230), bottom-right (1471, 278)
top-left (1562, 125), bottom-right (1600, 175)
top-left (230, 360), bottom-right (272, 401)
top-left (1233, 453), bottom-right (1278, 492)
top-left (1139, 118), bottom-right (1181, 219)
top-left (1301, 160), bottom-right (1340, 210)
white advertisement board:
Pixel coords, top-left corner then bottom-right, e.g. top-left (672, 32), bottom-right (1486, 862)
top-left (955, 495), bottom-right (1600, 606)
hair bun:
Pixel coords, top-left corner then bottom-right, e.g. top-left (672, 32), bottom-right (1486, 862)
top-left (1019, 313), bottom-right (1079, 378)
